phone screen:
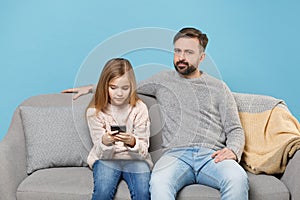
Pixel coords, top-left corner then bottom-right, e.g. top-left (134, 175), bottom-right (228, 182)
top-left (110, 125), bottom-right (126, 134)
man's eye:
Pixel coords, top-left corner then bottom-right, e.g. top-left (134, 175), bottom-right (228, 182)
top-left (174, 49), bottom-right (181, 54)
top-left (186, 50), bottom-right (194, 55)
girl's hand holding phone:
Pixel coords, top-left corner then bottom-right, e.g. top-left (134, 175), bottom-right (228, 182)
top-left (102, 131), bottom-right (118, 146)
top-left (114, 132), bottom-right (136, 147)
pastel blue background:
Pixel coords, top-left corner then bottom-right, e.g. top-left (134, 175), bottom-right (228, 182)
top-left (1, 0), bottom-right (299, 141)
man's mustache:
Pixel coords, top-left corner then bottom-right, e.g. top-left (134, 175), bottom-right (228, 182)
top-left (175, 61), bottom-right (189, 66)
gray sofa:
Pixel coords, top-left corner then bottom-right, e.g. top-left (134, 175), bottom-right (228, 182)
top-left (0, 93), bottom-right (300, 200)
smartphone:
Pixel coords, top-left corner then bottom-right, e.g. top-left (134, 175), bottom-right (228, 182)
top-left (110, 125), bottom-right (126, 135)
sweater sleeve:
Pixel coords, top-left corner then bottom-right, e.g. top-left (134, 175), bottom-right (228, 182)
top-left (127, 101), bottom-right (151, 158)
top-left (137, 80), bottom-right (156, 96)
top-left (219, 83), bottom-right (245, 162)
top-left (92, 84), bottom-right (97, 93)
top-left (137, 71), bottom-right (171, 96)
top-left (86, 108), bottom-right (114, 158)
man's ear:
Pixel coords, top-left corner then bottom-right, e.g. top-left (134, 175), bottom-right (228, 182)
top-left (199, 52), bottom-right (206, 62)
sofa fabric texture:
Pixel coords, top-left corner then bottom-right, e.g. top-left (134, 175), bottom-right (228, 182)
top-left (20, 106), bottom-right (89, 174)
top-left (0, 93), bottom-right (300, 200)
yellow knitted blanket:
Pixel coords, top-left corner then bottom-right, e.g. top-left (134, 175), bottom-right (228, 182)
top-left (234, 93), bottom-right (300, 174)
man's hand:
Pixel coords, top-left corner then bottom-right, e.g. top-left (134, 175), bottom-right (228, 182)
top-left (61, 85), bottom-right (93, 100)
top-left (211, 147), bottom-right (237, 163)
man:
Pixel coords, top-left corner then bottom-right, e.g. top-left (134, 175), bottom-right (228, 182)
top-left (63, 27), bottom-right (249, 200)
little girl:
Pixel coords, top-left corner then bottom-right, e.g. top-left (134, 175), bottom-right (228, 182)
top-left (86, 58), bottom-right (152, 200)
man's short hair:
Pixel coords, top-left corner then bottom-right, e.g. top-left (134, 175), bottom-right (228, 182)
top-left (173, 27), bottom-right (208, 51)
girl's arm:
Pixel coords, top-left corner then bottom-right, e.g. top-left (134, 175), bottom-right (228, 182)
top-left (86, 108), bottom-right (114, 156)
top-left (127, 101), bottom-right (151, 158)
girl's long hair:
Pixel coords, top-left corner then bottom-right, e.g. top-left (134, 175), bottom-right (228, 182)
top-left (88, 58), bottom-right (139, 114)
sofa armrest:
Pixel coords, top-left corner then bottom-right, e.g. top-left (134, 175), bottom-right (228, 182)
top-left (281, 150), bottom-right (300, 200)
top-left (0, 108), bottom-right (27, 200)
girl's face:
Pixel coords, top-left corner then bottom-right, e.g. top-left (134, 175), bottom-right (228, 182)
top-left (108, 75), bottom-right (131, 106)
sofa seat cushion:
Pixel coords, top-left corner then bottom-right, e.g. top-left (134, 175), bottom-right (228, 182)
top-left (176, 172), bottom-right (289, 200)
top-left (17, 167), bottom-right (93, 200)
top-left (247, 172), bottom-right (289, 200)
top-left (177, 184), bottom-right (220, 200)
top-left (16, 167), bottom-right (133, 200)
top-left (15, 168), bottom-right (290, 200)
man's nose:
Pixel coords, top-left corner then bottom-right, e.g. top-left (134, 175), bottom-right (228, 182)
top-left (179, 52), bottom-right (186, 60)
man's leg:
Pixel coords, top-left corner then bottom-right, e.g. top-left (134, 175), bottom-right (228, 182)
top-left (195, 149), bottom-right (249, 200)
top-left (122, 161), bottom-right (151, 200)
top-left (150, 151), bottom-right (195, 200)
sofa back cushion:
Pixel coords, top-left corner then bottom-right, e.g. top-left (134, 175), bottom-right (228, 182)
top-left (137, 94), bottom-right (164, 163)
top-left (20, 105), bottom-right (90, 174)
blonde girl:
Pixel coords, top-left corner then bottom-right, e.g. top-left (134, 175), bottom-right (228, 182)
top-left (86, 58), bottom-right (152, 200)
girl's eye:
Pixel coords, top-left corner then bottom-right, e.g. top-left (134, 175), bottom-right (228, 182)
top-left (110, 86), bottom-right (117, 90)
top-left (122, 86), bottom-right (130, 90)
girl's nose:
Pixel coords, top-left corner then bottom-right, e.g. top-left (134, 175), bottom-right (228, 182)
top-left (116, 89), bottom-right (123, 96)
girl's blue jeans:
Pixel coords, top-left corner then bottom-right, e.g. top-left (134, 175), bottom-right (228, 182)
top-left (91, 160), bottom-right (150, 200)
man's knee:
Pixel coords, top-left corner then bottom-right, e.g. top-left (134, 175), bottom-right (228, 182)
top-left (222, 167), bottom-right (249, 192)
top-left (150, 171), bottom-right (177, 200)
top-left (150, 170), bottom-right (175, 190)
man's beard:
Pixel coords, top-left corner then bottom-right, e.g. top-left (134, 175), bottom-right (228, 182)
top-left (174, 61), bottom-right (197, 76)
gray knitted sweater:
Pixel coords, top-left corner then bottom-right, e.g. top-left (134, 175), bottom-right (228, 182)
top-left (137, 70), bottom-right (245, 162)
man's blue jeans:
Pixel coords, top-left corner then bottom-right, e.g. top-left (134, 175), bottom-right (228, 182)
top-left (150, 147), bottom-right (249, 200)
top-left (91, 160), bottom-right (150, 200)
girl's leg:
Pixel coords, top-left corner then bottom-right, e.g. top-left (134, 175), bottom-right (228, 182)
top-left (122, 161), bottom-right (151, 200)
top-left (91, 160), bottom-right (122, 200)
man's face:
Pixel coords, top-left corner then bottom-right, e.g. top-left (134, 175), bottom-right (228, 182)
top-left (173, 37), bottom-right (204, 77)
